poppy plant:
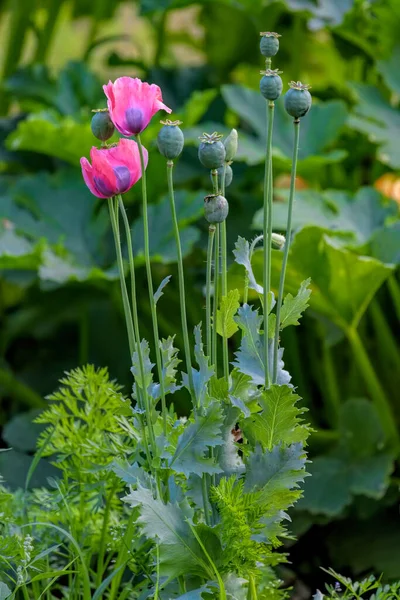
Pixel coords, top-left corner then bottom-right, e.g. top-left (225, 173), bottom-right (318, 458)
top-left (80, 138), bottom-right (148, 199)
top-left (103, 76), bottom-right (172, 136)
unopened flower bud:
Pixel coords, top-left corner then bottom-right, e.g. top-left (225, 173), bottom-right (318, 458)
top-left (260, 69), bottom-right (283, 101)
top-left (91, 110), bottom-right (114, 141)
top-left (260, 32), bottom-right (281, 57)
top-left (157, 119), bottom-right (184, 159)
top-left (204, 194), bottom-right (229, 223)
top-left (284, 81), bottom-right (312, 119)
top-left (224, 129), bottom-right (238, 161)
top-left (198, 132), bottom-right (226, 169)
top-left (210, 164), bottom-right (233, 189)
top-left (271, 233), bottom-right (286, 249)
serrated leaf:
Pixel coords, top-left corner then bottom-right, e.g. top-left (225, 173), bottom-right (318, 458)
top-left (149, 336), bottom-right (181, 400)
top-left (280, 278), bottom-right (311, 329)
top-left (154, 275), bottom-right (171, 304)
top-left (217, 289), bottom-right (240, 338)
top-left (245, 443), bottom-right (308, 510)
top-left (243, 385), bottom-right (309, 450)
top-left (183, 324), bottom-right (214, 407)
top-left (168, 401), bottom-right (224, 477)
top-left (131, 339), bottom-right (154, 392)
top-left (233, 237), bottom-right (263, 294)
top-left (123, 485), bottom-right (211, 579)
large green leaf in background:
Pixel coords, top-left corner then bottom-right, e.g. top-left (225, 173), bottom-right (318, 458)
top-left (349, 83), bottom-right (400, 169)
top-left (297, 399), bottom-right (395, 516)
top-left (286, 0), bottom-right (355, 29)
top-left (0, 223), bottom-right (43, 270)
top-left (229, 226), bottom-right (394, 331)
top-left (252, 187), bottom-right (398, 251)
top-left (220, 84), bottom-right (348, 169)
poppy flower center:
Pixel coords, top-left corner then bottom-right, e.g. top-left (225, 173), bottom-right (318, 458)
top-left (125, 108), bottom-right (144, 134)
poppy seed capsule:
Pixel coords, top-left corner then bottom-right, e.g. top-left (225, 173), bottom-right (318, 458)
top-left (284, 81), bottom-right (312, 119)
top-left (157, 119), bottom-right (184, 159)
top-left (224, 129), bottom-right (238, 161)
top-left (210, 165), bottom-right (233, 188)
top-left (204, 194), bottom-right (229, 223)
top-left (198, 132), bottom-right (226, 169)
top-left (260, 32), bottom-right (281, 57)
top-left (260, 69), bottom-right (283, 101)
top-left (91, 111), bottom-right (114, 141)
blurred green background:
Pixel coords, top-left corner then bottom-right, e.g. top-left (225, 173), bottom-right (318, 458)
top-left (0, 0), bottom-right (399, 595)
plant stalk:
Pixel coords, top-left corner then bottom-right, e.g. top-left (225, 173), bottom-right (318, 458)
top-left (263, 101), bottom-right (275, 388)
top-left (213, 224), bottom-right (220, 372)
top-left (272, 119), bottom-right (300, 382)
top-left (206, 225), bottom-right (216, 364)
top-left (166, 160), bottom-right (194, 400)
top-left (137, 134), bottom-right (168, 432)
top-left (220, 163), bottom-right (229, 381)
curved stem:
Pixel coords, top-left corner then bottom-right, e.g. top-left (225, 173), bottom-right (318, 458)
top-left (263, 101), bottom-right (275, 388)
top-left (137, 134), bottom-right (167, 432)
top-left (272, 119), bottom-right (300, 383)
top-left (206, 225), bottom-right (216, 364)
top-left (118, 196), bottom-right (157, 453)
top-left (166, 161), bottom-right (194, 400)
top-left (220, 163), bottom-right (229, 381)
top-left (108, 198), bottom-right (135, 359)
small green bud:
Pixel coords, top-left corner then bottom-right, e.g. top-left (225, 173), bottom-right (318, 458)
top-left (284, 81), bottom-right (312, 119)
top-left (204, 194), bottom-right (229, 223)
top-left (210, 164), bottom-right (233, 189)
top-left (157, 119), bottom-right (184, 159)
top-left (91, 109), bottom-right (114, 141)
top-left (271, 233), bottom-right (286, 249)
top-left (260, 69), bottom-right (283, 101)
top-left (224, 129), bottom-right (238, 161)
top-left (260, 32), bottom-right (281, 57)
top-left (90, 108), bottom-right (114, 142)
top-left (198, 132), bottom-right (226, 169)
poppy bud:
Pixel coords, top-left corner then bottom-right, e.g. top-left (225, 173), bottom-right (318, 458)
top-left (224, 129), bottom-right (238, 161)
top-left (198, 132), bottom-right (226, 169)
top-left (210, 164), bottom-right (233, 188)
top-left (91, 110), bottom-right (114, 141)
top-left (260, 69), bottom-right (283, 101)
top-left (260, 32), bottom-right (281, 57)
top-left (204, 194), bottom-right (229, 223)
top-left (157, 119), bottom-right (184, 159)
top-left (284, 81), bottom-right (312, 119)
top-left (271, 233), bottom-right (286, 249)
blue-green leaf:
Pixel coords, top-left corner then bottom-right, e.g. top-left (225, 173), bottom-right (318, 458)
top-left (183, 324), bottom-right (214, 407)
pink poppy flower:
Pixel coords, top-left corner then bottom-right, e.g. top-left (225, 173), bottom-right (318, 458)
top-left (103, 77), bottom-right (172, 136)
top-left (80, 138), bottom-right (148, 199)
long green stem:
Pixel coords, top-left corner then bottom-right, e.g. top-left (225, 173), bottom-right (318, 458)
top-left (201, 474), bottom-right (211, 526)
top-left (220, 163), bottom-right (229, 381)
top-left (108, 198), bottom-right (135, 358)
top-left (272, 119), bottom-right (300, 383)
top-left (248, 574), bottom-right (258, 600)
top-left (118, 196), bottom-right (157, 452)
top-left (206, 225), bottom-right (216, 364)
top-left (388, 275), bottom-right (400, 322)
top-left (347, 326), bottom-right (399, 447)
top-left (137, 134), bottom-right (167, 430)
top-left (96, 481), bottom-right (118, 589)
top-left (263, 101), bottom-right (275, 388)
top-left (108, 512), bottom-right (136, 600)
top-left (213, 224), bottom-right (220, 372)
top-left (166, 161), bottom-right (194, 400)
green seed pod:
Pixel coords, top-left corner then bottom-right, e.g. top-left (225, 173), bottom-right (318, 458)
top-left (271, 233), bottom-right (286, 249)
top-left (284, 81), bottom-right (312, 119)
top-left (204, 194), bottom-right (229, 223)
top-left (157, 119), bottom-right (184, 159)
top-left (260, 69), bottom-right (283, 101)
top-left (210, 164), bottom-right (233, 189)
top-left (198, 132), bottom-right (226, 169)
top-left (260, 32), bottom-right (281, 57)
top-left (91, 110), bottom-right (114, 141)
top-left (224, 129), bottom-right (238, 161)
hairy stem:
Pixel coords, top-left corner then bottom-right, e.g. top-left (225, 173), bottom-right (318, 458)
top-left (118, 196), bottom-right (157, 452)
top-left (166, 161), bottom-right (194, 401)
top-left (263, 101), bottom-right (274, 388)
top-left (206, 225), bottom-right (216, 364)
top-left (108, 198), bottom-right (135, 358)
top-left (273, 119), bottom-right (300, 382)
top-left (137, 134), bottom-right (167, 432)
